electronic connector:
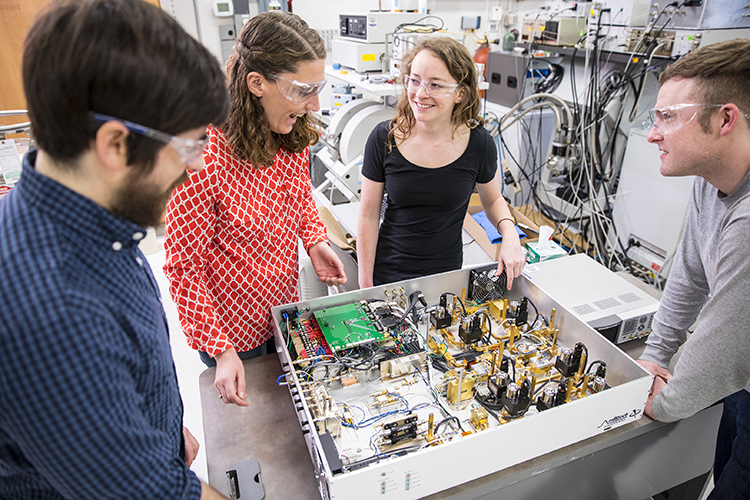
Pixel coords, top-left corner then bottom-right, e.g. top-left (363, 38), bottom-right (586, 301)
top-left (458, 315), bottom-right (483, 344)
top-left (430, 294), bottom-right (453, 330)
top-left (381, 415), bottom-right (419, 446)
top-left (501, 379), bottom-right (531, 416)
top-left (536, 378), bottom-right (568, 412)
top-left (555, 342), bottom-right (585, 377)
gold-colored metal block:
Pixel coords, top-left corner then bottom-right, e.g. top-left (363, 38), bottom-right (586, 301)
top-left (470, 406), bottom-right (489, 431)
top-left (446, 369), bottom-right (477, 403)
top-left (488, 298), bottom-right (509, 321)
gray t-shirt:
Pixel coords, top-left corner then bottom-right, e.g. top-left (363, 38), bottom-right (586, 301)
top-left (640, 171), bottom-right (750, 422)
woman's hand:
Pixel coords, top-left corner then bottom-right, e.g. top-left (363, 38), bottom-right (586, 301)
top-left (308, 242), bottom-right (347, 286)
top-left (214, 347), bottom-right (249, 407)
top-left (496, 225), bottom-right (526, 290)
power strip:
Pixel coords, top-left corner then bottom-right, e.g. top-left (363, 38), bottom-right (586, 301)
top-left (501, 159), bottom-right (522, 194)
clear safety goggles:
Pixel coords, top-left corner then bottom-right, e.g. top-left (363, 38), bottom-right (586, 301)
top-left (404, 75), bottom-right (459, 98)
top-left (91, 113), bottom-right (207, 165)
top-left (271, 75), bottom-right (327, 104)
top-left (647, 103), bottom-right (723, 135)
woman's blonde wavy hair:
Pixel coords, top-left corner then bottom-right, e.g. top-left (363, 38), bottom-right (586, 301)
top-left (224, 11), bottom-right (325, 167)
top-left (389, 36), bottom-right (483, 148)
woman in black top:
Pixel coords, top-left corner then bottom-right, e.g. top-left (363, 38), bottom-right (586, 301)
top-left (358, 36), bottom-right (525, 287)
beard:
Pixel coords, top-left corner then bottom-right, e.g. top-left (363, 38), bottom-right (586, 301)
top-left (110, 170), bottom-right (189, 228)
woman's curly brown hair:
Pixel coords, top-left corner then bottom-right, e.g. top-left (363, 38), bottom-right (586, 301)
top-left (389, 36), bottom-right (483, 148)
top-left (224, 11), bottom-right (325, 167)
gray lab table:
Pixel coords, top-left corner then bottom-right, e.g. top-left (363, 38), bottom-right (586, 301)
top-left (199, 346), bottom-right (720, 500)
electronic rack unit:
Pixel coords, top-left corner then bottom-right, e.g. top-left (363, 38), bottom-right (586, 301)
top-left (272, 263), bottom-right (651, 499)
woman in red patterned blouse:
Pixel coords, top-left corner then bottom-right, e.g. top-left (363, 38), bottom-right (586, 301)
top-left (164, 11), bottom-right (346, 407)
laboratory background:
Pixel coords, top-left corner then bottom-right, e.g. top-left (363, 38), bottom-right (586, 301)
top-left (1, 0), bottom-right (749, 499)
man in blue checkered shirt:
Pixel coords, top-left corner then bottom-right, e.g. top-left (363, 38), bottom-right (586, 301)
top-left (0, 0), bottom-right (230, 498)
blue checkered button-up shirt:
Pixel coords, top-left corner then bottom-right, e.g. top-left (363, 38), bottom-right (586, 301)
top-left (0, 151), bottom-right (201, 499)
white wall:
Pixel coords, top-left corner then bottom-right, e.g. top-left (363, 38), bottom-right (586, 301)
top-left (161, 0), bottom-right (238, 64)
top-left (194, 0), bottom-right (237, 63)
top-left (161, 0), bottom-right (201, 40)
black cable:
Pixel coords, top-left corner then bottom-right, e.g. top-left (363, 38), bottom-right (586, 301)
top-left (480, 310), bottom-right (492, 339)
top-left (503, 402), bottom-right (532, 420)
top-left (399, 290), bottom-right (426, 324)
top-left (573, 343), bottom-right (590, 387)
top-left (333, 343), bottom-right (388, 371)
top-left (434, 416), bottom-right (464, 434)
top-left (533, 380), bottom-right (550, 398)
top-left (534, 63), bottom-right (564, 94)
top-left (525, 297), bottom-right (540, 328)
top-left (475, 398), bottom-right (501, 421)
top-left (430, 356), bottom-right (452, 373)
top-left (586, 360), bottom-right (605, 376)
top-left (472, 388), bottom-right (503, 417)
top-left (499, 119), bottom-right (549, 217)
top-left (507, 355), bottom-right (516, 383)
top-left (514, 4), bottom-right (682, 269)
top-left (344, 444), bottom-right (424, 471)
top-left (442, 292), bottom-right (467, 316)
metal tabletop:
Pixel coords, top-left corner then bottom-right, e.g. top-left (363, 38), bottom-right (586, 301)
top-left (199, 351), bottom-right (720, 500)
top-left (200, 355), bottom-right (320, 498)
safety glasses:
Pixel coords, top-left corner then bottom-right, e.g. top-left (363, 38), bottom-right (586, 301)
top-left (90, 113), bottom-right (207, 165)
top-left (271, 75), bottom-right (327, 104)
top-left (647, 103), bottom-right (723, 135)
top-left (404, 75), bottom-right (459, 98)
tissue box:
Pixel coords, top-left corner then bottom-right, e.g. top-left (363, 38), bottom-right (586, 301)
top-left (526, 240), bottom-right (567, 264)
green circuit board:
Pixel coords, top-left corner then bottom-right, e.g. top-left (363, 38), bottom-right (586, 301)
top-left (313, 302), bottom-right (387, 351)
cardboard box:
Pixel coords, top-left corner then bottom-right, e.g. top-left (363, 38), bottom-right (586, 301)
top-left (463, 194), bottom-right (539, 262)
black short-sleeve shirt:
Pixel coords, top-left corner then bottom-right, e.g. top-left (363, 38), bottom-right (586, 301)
top-left (362, 120), bottom-right (498, 284)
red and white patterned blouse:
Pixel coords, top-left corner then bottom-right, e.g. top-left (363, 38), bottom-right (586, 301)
top-left (164, 125), bottom-right (327, 357)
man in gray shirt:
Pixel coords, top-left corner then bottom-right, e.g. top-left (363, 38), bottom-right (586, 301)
top-left (638, 38), bottom-right (750, 499)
